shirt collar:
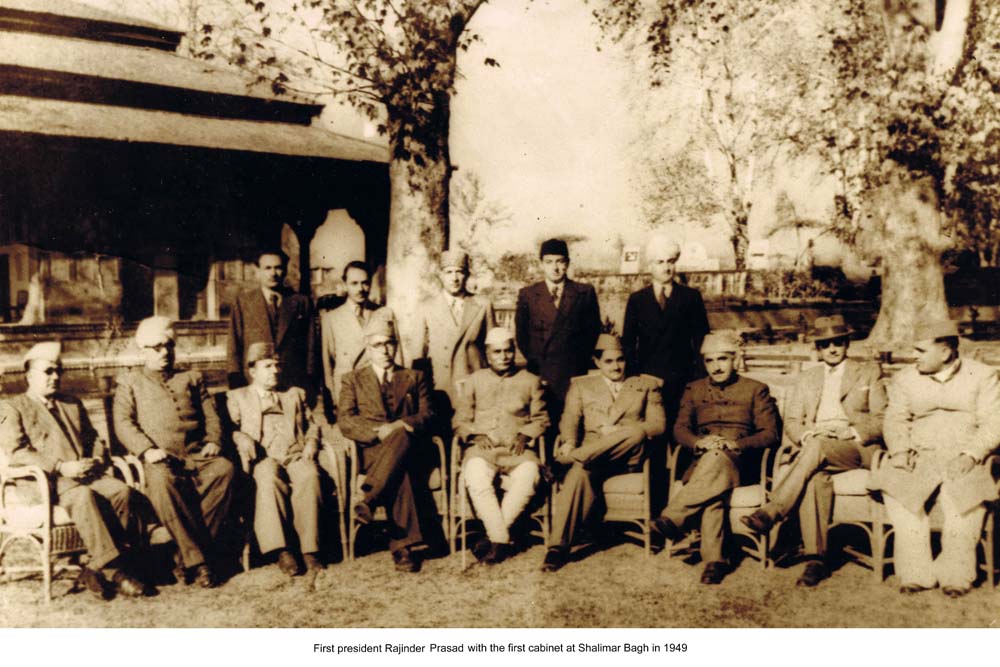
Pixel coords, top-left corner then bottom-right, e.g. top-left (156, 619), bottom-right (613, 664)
top-left (373, 365), bottom-right (395, 384)
top-left (253, 385), bottom-right (276, 399)
top-left (931, 358), bottom-right (962, 383)
top-left (545, 279), bottom-right (566, 294)
top-left (262, 286), bottom-right (282, 301)
top-left (824, 360), bottom-right (847, 378)
top-left (652, 280), bottom-right (674, 296)
top-left (27, 391), bottom-right (55, 408)
top-left (603, 376), bottom-right (624, 393)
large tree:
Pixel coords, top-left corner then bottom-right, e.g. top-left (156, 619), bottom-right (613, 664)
top-left (194, 0), bottom-right (493, 334)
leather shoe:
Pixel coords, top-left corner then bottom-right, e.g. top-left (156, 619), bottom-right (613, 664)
top-left (541, 547), bottom-right (568, 573)
top-left (796, 561), bottom-right (830, 587)
top-left (192, 564), bottom-right (218, 589)
top-left (484, 542), bottom-right (511, 565)
top-left (172, 551), bottom-right (189, 586)
top-left (652, 517), bottom-right (683, 543)
top-left (113, 571), bottom-right (154, 597)
top-left (942, 586), bottom-right (969, 599)
top-left (899, 583), bottom-right (934, 594)
top-left (471, 537), bottom-right (492, 562)
top-left (277, 549), bottom-right (303, 577)
top-left (741, 510), bottom-right (775, 535)
top-left (354, 501), bottom-right (374, 525)
top-left (700, 561), bottom-right (729, 585)
top-left (76, 567), bottom-right (111, 601)
top-left (392, 547), bottom-right (420, 573)
top-left (303, 553), bottom-right (325, 572)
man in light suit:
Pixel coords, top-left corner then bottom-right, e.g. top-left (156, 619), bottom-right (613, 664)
top-left (0, 342), bottom-right (153, 599)
top-left (453, 327), bottom-right (549, 564)
top-left (320, 261), bottom-right (403, 414)
top-left (742, 315), bottom-right (886, 587)
top-left (514, 238), bottom-right (602, 421)
top-left (227, 343), bottom-right (323, 578)
top-left (653, 331), bottom-right (780, 585)
top-left (227, 249), bottom-right (317, 393)
top-left (407, 250), bottom-right (495, 426)
top-left (114, 317), bottom-right (235, 588)
top-left (542, 334), bottom-right (666, 572)
top-left (869, 319), bottom-right (1000, 597)
top-left (337, 314), bottom-right (432, 572)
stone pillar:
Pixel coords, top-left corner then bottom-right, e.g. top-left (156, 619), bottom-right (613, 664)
top-left (153, 255), bottom-right (179, 319)
top-left (310, 210), bottom-right (366, 299)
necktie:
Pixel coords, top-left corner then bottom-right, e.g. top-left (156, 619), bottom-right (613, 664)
top-left (610, 383), bottom-right (621, 402)
top-left (267, 293), bottom-right (279, 335)
top-left (451, 297), bottom-right (463, 323)
top-left (379, 371), bottom-right (392, 411)
top-left (550, 285), bottom-right (560, 306)
top-left (655, 286), bottom-right (667, 310)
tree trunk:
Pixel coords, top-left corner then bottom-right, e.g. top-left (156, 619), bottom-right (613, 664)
top-left (384, 104), bottom-right (451, 344)
top-left (730, 215), bottom-right (748, 271)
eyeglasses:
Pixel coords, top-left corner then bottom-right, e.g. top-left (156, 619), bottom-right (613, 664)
top-left (816, 338), bottom-right (848, 350)
top-left (41, 366), bottom-right (63, 376)
top-left (143, 343), bottom-right (174, 352)
top-left (369, 340), bottom-right (397, 350)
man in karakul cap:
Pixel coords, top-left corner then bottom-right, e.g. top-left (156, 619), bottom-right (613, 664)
top-left (652, 330), bottom-right (780, 585)
top-left (337, 311), bottom-right (432, 572)
top-left (542, 334), bottom-right (666, 572)
top-left (226, 342), bottom-right (324, 578)
top-left (113, 316), bottom-right (235, 588)
top-left (742, 314), bottom-right (887, 587)
top-left (0, 342), bottom-right (154, 599)
top-left (452, 327), bottom-right (549, 564)
top-left (406, 249), bottom-right (495, 436)
top-left (868, 318), bottom-right (1000, 597)
top-left (514, 237), bottom-right (602, 422)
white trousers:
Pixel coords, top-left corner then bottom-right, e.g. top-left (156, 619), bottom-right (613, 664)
top-left (884, 483), bottom-right (985, 589)
top-left (463, 457), bottom-right (539, 544)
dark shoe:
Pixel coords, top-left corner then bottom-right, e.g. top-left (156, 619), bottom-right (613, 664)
top-left (900, 583), bottom-right (935, 594)
top-left (700, 561), bottom-right (729, 585)
top-left (471, 537), bottom-right (492, 562)
top-left (113, 571), bottom-right (155, 597)
top-left (354, 501), bottom-right (374, 525)
top-left (652, 517), bottom-right (683, 543)
top-left (76, 567), bottom-right (112, 601)
top-left (192, 564), bottom-right (218, 589)
top-left (942, 586), bottom-right (969, 599)
top-left (172, 552), bottom-right (189, 586)
top-left (303, 553), bottom-right (325, 572)
top-left (277, 550), bottom-right (303, 577)
top-left (796, 560), bottom-right (830, 587)
top-left (484, 542), bottom-right (512, 565)
top-left (392, 547), bottom-right (420, 573)
top-left (541, 547), bottom-right (568, 573)
top-left (741, 509), bottom-right (775, 535)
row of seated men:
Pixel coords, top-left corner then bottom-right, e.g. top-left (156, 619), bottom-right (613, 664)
top-left (2, 303), bottom-right (997, 601)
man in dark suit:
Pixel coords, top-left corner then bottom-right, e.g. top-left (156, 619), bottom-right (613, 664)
top-left (226, 248), bottom-right (317, 393)
top-left (0, 342), bottom-right (153, 599)
top-left (514, 238), bottom-right (602, 420)
top-left (621, 235), bottom-right (710, 424)
top-left (337, 313), bottom-right (433, 572)
top-left (653, 331), bottom-right (780, 585)
top-left (742, 315), bottom-right (886, 587)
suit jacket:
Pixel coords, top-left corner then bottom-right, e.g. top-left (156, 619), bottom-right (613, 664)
top-left (452, 368), bottom-right (549, 448)
top-left (783, 359), bottom-right (886, 463)
top-left (560, 373), bottom-right (666, 449)
top-left (621, 282), bottom-right (709, 397)
top-left (337, 364), bottom-right (432, 446)
top-left (113, 368), bottom-right (223, 459)
top-left (0, 393), bottom-right (102, 491)
top-left (227, 287), bottom-right (317, 391)
top-left (320, 301), bottom-right (403, 408)
top-left (514, 279), bottom-right (602, 400)
top-left (226, 385), bottom-right (318, 465)
top-left (406, 290), bottom-right (494, 401)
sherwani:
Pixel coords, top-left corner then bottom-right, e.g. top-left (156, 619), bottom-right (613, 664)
top-left (764, 359), bottom-right (886, 556)
top-left (0, 393), bottom-right (135, 570)
top-left (227, 386), bottom-right (321, 555)
top-left (338, 364), bottom-right (431, 552)
top-left (869, 358), bottom-right (1000, 589)
top-left (453, 367), bottom-right (549, 544)
top-left (550, 373), bottom-right (666, 548)
top-left (113, 368), bottom-right (235, 569)
top-left (663, 375), bottom-right (780, 563)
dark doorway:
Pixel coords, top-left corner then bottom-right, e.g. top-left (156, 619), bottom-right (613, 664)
top-left (0, 255), bottom-right (10, 322)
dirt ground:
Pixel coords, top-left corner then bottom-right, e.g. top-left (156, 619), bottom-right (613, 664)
top-left (1, 539), bottom-right (998, 628)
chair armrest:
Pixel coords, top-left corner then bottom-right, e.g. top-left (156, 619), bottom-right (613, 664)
top-left (110, 456), bottom-right (135, 487)
top-left (759, 447), bottom-right (774, 504)
top-left (0, 464), bottom-right (54, 521)
top-left (535, 435), bottom-right (547, 465)
top-left (431, 435), bottom-right (447, 472)
top-left (870, 449), bottom-right (887, 471)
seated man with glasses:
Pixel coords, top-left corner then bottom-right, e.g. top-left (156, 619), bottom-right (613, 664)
top-left (114, 316), bottom-right (235, 588)
top-left (0, 342), bottom-right (154, 599)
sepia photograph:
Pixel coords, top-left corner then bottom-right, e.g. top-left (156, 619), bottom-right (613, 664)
top-left (0, 0), bottom-right (998, 646)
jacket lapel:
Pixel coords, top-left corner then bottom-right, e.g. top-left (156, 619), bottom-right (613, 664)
top-left (244, 388), bottom-right (264, 442)
top-left (52, 399), bottom-right (84, 459)
top-left (339, 304), bottom-right (367, 368)
top-left (806, 365), bottom-right (825, 423)
top-left (275, 291), bottom-right (296, 346)
top-left (31, 398), bottom-right (80, 461)
top-left (252, 290), bottom-right (276, 343)
top-left (839, 360), bottom-right (860, 401)
top-left (388, 368), bottom-right (409, 419)
top-left (543, 281), bottom-right (575, 348)
top-left (278, 390), bottom-right (299, 437)
top-left (360, 365), bottom-right (389, 419)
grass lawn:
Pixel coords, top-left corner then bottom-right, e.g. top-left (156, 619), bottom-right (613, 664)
top-left (1, 541), bottom-right (997, 628)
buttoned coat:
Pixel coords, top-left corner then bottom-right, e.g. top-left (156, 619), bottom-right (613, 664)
top-left (320, 301), bottom-right (403, 408)
top-left (406, 290), bottom-right (494, 401)
top-left (559, 373), bottom-right (666, 449)
top-left (336, 365), bottom-right (432, 447)
top-left (0, 393), bottom-right (102, 493)
top-left (783, 359), bottom-right (887, 464)
top-left (226, 386), bottom-right (319, 465)
top-left (514, 279), bottom-right (602, 400)
top-left (452, 368), bottom-right (549, 449)
top-left (113, 368), bottom-right (223, 459)
top-left (226, 287), bottom-right (317, 390)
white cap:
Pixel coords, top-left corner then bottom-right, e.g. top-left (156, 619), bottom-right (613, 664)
top-left (24, 341), bottom-right (62, 366)
top-left (135, 316), bottom-right (176, 348)
top-left (485, 327), bottom-right (515, 348)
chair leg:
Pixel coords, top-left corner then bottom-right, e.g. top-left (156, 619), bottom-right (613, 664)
top-left (873, 520), bottom-right (886, 582)
top-left (460, 479), bottom-right (467, 571)
top-left (241, 543), bottom-right (251, 572)
top-left (643, 519), bottom-right (651, 556)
